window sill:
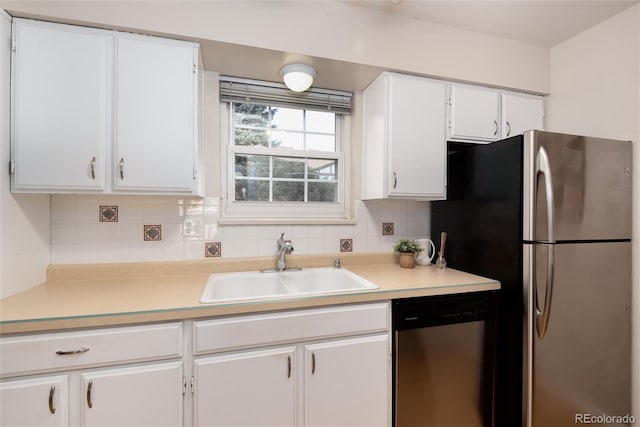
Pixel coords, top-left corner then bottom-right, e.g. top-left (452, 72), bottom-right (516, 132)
top-left (217, 217), bottom-right (357, 226)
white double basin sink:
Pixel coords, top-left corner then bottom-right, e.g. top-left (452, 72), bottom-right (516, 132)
top-left (200, 267), bottom-right (379, 304)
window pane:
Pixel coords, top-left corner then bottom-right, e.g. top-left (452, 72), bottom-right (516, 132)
top-left (235, 179), bottom-right (269, 201)
top-left (271, 107), bottom-right (303, 131)
top-left (234, 103), bottom-right (270, 127)
top-left (235, 154), bottom-right (270, 178)
top-left (271, 130), bottom-right (304, 150)
top-left (273, 181), bottom-right (304, 202)
top-left (308, 182), bottom-right (337, 202)
top-left (306, 134), bottom-right (335, 151)
top-left (307, 159), bottom-right (337, 180)
top-left (306, 110), bottom-right (335, 133)
top-left (273, 157), bottom-right (305, 179)
top-left (235, 128), bottom-right (269, 147)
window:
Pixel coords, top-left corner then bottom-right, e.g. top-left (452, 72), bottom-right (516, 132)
top-left (219, 77), bottom-right (352, 223)
top-left (234, 103), bottom-right (338, 203)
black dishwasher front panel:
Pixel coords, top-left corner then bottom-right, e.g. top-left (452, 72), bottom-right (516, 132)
top-left (394, 291), bottom-right (496, 330)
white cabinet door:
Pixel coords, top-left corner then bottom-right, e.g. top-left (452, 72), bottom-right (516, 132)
top-left (362, 72), bottom-right (446, 200)
top-left (11, 20), bottom-right (108, 192)
top-left (387, 74), bottom-right (446, 198)
top-left (114, 36), bottom-right (196, 193)
top-left (81, 362), bottom-right (183, 427)
top-left (0, 375), bottom-right (69, 427)
top-left (501, 92), bottom-right (544, 138)
top-left (449, 85), bottom-right (500, 142)
top-left (194, 347), bottom-right (296, 427)
top-left (304, 334), bottom-right (390, 427)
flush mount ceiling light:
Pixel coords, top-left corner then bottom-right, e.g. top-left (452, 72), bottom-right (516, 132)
top-left (280, 64), bottom-right (316, 92)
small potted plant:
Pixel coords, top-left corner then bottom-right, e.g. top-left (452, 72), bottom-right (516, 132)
top-left (393, 238), bottom-right (424, 269)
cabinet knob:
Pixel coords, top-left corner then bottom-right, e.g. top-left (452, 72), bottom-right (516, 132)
top-left (48, 385), bottom-right (56, 414)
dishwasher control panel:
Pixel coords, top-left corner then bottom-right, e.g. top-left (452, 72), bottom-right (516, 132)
top-left (393, 291), bottom-right (496, 330)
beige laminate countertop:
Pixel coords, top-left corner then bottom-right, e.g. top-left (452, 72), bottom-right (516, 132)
top-left (0, 253), bottom-right (499, 335)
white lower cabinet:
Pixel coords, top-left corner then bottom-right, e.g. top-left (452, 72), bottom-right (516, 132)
top-left (304, 335), bottom-right (389, 427)
top-left (0, 303), bottom-right (391, 427)
top-left (81, 362), bottom-right (183, 427)
top-left (0, 322), bottom-right (184, 427)
top-left (194, 347), bottom-right (297, 427)
top-left (0, 375), bottom-right (69, 427)
top-left (191, 302), bottom-right (391, 427)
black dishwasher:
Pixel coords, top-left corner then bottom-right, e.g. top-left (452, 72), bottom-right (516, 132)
top-left (393, 291), bottom-right (497, 427)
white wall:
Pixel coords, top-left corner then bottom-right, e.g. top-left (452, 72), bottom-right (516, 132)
top-left (0, 10), bottom-right (50, 298)
top-left (0, 0), bottom-right (550, 94)
top-left (545, 4), bottom-right (640, 415)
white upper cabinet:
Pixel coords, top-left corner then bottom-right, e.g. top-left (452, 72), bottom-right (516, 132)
top-left (501, 92), bottom-right (544, 138)
top-left (11, 20), bottom-right (109, 192)
top-left (10, 18), bottom-right (201, 195)
top-left (448, 84), bottom-right (500, 142)
top-left (362, 72), bottom-right (446, 200)
top-left (114, 36), bottom-right (197, 193)
top-left (448, 83), bottom-right (545, 143)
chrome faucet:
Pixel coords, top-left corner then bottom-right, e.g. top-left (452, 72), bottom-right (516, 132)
top-left (276, 233), bottom-right (294, 271)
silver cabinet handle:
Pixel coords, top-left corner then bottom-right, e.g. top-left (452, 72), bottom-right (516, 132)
top-left (90, 157), bottom-right (96, 180)
top-left (493, 120), bottom-right (498, 136)
top-left (287, 355), bottom-right (291, 379)
top-left (48, 385), bottom-right (56, 414)
top-left (506, 121), bottom-right (511, 137)
top-left (86, 380), bottom-right (93, 409)
top-left (311, 353), bottom-right (316, 375)
top-left (56, 347), bottom-right (89, 355)
top-left (119, 158), bottom-right (125, 180)
top-left (393, 172), bottom-right (397, 189)
top-left (534, 146), bottom-right (555, 339)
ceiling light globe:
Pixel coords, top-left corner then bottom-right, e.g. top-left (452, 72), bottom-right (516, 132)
top-left (280, 64), bottom-right (316, 92)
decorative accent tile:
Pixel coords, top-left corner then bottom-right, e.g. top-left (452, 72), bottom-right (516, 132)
top-left (382, 222), bottom-right (394, 236)
top-left (144, 225), bottom-right (162, 241)
top-left (340, 238), bottom-right (353, 253)
top-left (205, 241), bottom-right (222, 258)
top-left (99, 205), bottom-right (118, 222)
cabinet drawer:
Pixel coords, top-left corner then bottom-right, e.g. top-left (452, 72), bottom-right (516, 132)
top-left (193, 302), bottom-right (390, 355)
top-left (0, 323), bottom-right (182, 377)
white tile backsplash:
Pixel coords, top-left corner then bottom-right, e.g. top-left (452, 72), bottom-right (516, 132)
top-left (49, 196), bottom-right (432, 264)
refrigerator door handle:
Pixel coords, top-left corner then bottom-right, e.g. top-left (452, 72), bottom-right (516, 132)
top-left (534, 147), bottom-right (555, 339)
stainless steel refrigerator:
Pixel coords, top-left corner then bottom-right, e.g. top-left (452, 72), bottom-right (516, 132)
top-left (431, 130), bottom-right (632, 427)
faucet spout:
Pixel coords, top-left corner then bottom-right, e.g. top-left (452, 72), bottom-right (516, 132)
top-left (276, 233), bottom-right (293, 271)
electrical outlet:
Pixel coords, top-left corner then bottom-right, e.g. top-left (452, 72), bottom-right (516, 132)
top-left (183, 218), bottom-right (202, 237)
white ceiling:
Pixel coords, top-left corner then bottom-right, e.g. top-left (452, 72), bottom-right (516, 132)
top-left (346, 0), bottom-right (639, 47)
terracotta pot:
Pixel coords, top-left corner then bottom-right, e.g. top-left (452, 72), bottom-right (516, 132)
top-left (398, 252), bottom-right (416, 269)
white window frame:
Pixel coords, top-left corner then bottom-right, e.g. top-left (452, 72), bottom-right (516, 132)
top-left (219, 102), bottom-right (353, 224)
